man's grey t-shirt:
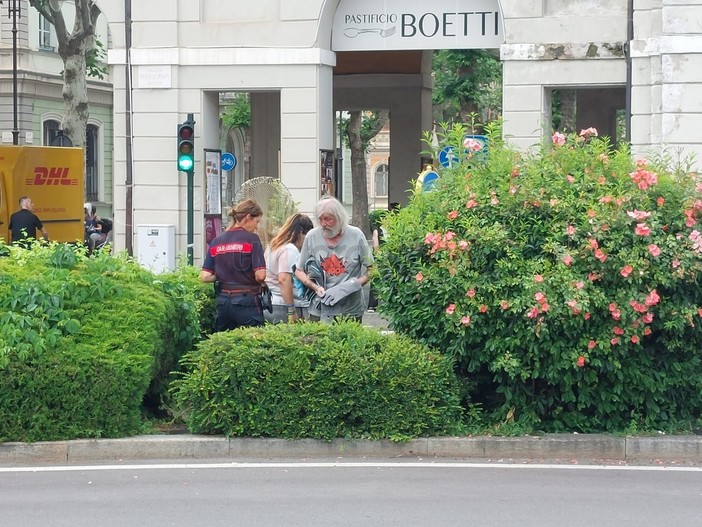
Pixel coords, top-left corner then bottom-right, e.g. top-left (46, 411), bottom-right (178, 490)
top-left (297, 225), bottom-right (373, 319)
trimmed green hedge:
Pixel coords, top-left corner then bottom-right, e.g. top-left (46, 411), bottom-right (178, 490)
top-left (0, 243), bottom-right (207, 442)
top-left (173, 321), bottom-right (465, 440)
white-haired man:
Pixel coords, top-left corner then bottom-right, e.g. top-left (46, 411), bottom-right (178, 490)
top-left (295, 196), bottom-right (373, 322)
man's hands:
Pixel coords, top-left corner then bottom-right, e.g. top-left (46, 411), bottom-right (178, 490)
top-left (320, 278), bottom-right (361, 306)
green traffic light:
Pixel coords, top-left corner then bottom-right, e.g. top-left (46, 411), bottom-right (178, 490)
top-left (178, 155), bottom-right (194, 172)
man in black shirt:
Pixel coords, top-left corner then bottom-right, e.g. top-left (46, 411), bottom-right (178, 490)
top-left (9, 196), bottom-right (49, 245)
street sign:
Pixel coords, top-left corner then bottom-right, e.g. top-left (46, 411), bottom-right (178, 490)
top-left (221, 152), bottom-right (236, 171)
top-left (416, 167), bottom-right (439, 192)
top-left (438, 146), bottom-right (458, 168)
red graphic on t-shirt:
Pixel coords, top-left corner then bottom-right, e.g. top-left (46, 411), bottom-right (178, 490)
top-left (320, 254), bottom-right (346, 276)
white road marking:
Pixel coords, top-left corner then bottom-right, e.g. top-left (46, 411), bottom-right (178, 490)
top-left (1, 461), bottom-right (700, 474)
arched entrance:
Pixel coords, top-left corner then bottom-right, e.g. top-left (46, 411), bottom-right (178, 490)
top-left (329, 0), bottom-right (504, 206)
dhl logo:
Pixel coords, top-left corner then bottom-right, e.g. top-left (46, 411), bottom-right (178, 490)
top-left (26, 167), bottom-right (79, 186)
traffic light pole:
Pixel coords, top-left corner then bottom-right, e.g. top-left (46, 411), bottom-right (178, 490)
top-left (185, 112), bottom-right (194, 266)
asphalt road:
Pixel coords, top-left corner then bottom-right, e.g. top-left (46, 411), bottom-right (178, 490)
top-left (1, 460), bottom-right (700, 526)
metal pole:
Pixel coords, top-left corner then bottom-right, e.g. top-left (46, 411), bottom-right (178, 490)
top-left (125, 0), bottom-right (134, 255)
top-left (9, 0), bottom-right (20, 145)
top-left (186, 112), bottom-right (195, 266)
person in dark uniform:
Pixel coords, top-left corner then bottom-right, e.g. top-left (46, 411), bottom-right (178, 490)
top-left (200, 199), bottom-right (267, 332)
top-left (9, 196), bottom-right (49, 246)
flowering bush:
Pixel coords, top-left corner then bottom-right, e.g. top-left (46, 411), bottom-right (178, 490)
top-left (375, 122), bottom-right (702, 432)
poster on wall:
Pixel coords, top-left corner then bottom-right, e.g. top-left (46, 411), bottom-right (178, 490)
top-left (204, 149), bottom-right (222, 215)
top-left (320, 149), bottom-right (335, 197)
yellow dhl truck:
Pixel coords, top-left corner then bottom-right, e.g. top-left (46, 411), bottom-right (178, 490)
top-left (0, 145), bottom-right (85, 244)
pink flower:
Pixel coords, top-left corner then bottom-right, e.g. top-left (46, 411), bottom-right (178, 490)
top-left (588, 238), bottom-right (599, 250)
top-left (479, 305), bottom-right (488, 313)
top-left (465, 199), bottom-right (478, 209)
top-left (445, 304), bottom-right (456, 315)
top-left (642, 312), bottom-right (654, 324)
top-left (608, 303), bottom-right (618, 312)
top-left (672, 259), bottom-right (681, 269)
top-left (657, 197), bottom-right (665, 207)
top-left (541, 303), bottom-right (551, 312)
top-left (584, 312), bottom-right (591, 320)
top-left (645, 290), bottom-right (660, 306)
top-left (634, 223), bottom-right (651, 236)
top-left (643, 327), bottom-right (652, 336)
top-left (562, 254), bottom-right (574, 266)
top-left (534, 275), bottom-right (544, 283)
top-left (611, 338), bottom-right (620, 345)
top-left (648, 244), bottom-right (661, 257)
top-left (594, 249), bottom-right (607, 262)
top-left (535, 292), bottom-right (546, 303)
top-left (631, 335), bottom-right (640, 344)
top-left (575, 281), bottom-right (585, 290)
top-left (458, 240), bottom-right (469, 250)
top-left (527, 307), bottom-right (539, 319)
top-left (460, 315), bottom-right (471, 326)
top-left (588, 340), bottom-right (596, 349)
top-left (611, 309), bottom-right (621, 321)
top-left (577, 356), bottom-right (586, 367)
top-left (579, 127), bottom-right (598, 138)
top-left (613, 326), bottom-right (625, 335)
top-left (500, 300), bottom-right (510, 310)
top-left (415, 272), bottom-right (424, 282)
top-left (552, 132), bottom-right (566, 146)
top-left (627, 210), bottom-right (651, 221)
top-left (466, 288), bottom-right (476, 298)
top-left (566, 225), bottom-right (576, 236)
top-left (447, 210), bottom-right (458, 220)
top-left (620, 265), bottom-right (633, 278)
top-left (630, 165), bottom-right (658, 190)
top-left (566, 174), bottom-right (575, 184)
top-left (463, 137), bottom-right (483, 152)
top-left (629, 300), bottom-right (648, 313)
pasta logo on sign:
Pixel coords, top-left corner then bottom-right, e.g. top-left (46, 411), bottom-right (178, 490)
top-left (332, 0), bottom-right (504, 51)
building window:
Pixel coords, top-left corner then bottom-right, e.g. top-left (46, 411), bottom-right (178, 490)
top-left (374, 163), bottom-right (388, 197)
top-left (43, 119), bottom-right (61, 145)
top-left (86, 124), bottom-right (99, 202)
top-left (43, 119), bottom-right (100, 202)
top-left (39, 15), bottom-right (53, 51)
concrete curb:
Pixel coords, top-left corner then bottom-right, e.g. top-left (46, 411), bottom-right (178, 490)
top-left (2, 434), bottom-right (702, 465)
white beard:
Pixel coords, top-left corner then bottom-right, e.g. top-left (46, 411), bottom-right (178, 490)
top-left (322, 225), bottom-right (342, 239)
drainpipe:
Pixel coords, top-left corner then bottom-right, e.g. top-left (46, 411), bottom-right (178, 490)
top-left (624, 0), bottom-right (634, 144)
top-left (124, 0), bottom-right (134, 255)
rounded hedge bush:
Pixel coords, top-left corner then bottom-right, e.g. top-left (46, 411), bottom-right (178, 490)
top-left (375, 122), bottom-right (702, 433)
top-left (172, 321), bottom-right (465, 440)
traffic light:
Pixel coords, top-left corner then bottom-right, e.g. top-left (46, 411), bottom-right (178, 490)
top-left (177, 118), bottom-right (195, 172)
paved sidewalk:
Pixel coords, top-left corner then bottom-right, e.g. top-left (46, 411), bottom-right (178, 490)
top-left (2, 434), bottom-right (702, 466)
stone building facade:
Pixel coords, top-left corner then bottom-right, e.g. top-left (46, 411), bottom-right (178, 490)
top-left (12, 0), bottom-right (699, 265)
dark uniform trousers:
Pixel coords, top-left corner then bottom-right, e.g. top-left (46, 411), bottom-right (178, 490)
top-left (215, 291), bottom-right (264, 332)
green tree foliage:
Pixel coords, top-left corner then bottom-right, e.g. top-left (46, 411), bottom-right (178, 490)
top-left (221, 93), bottom-right (252, 130)
top-left (432, 50), bottom-right (502, 124)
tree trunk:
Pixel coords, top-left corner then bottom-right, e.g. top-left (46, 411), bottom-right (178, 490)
top-left (30, 0), bottom-right (100, 149)
top-left (61, 41), bottom-right (90, 148)
top-left (347, 111), bottom-right (370, 239)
